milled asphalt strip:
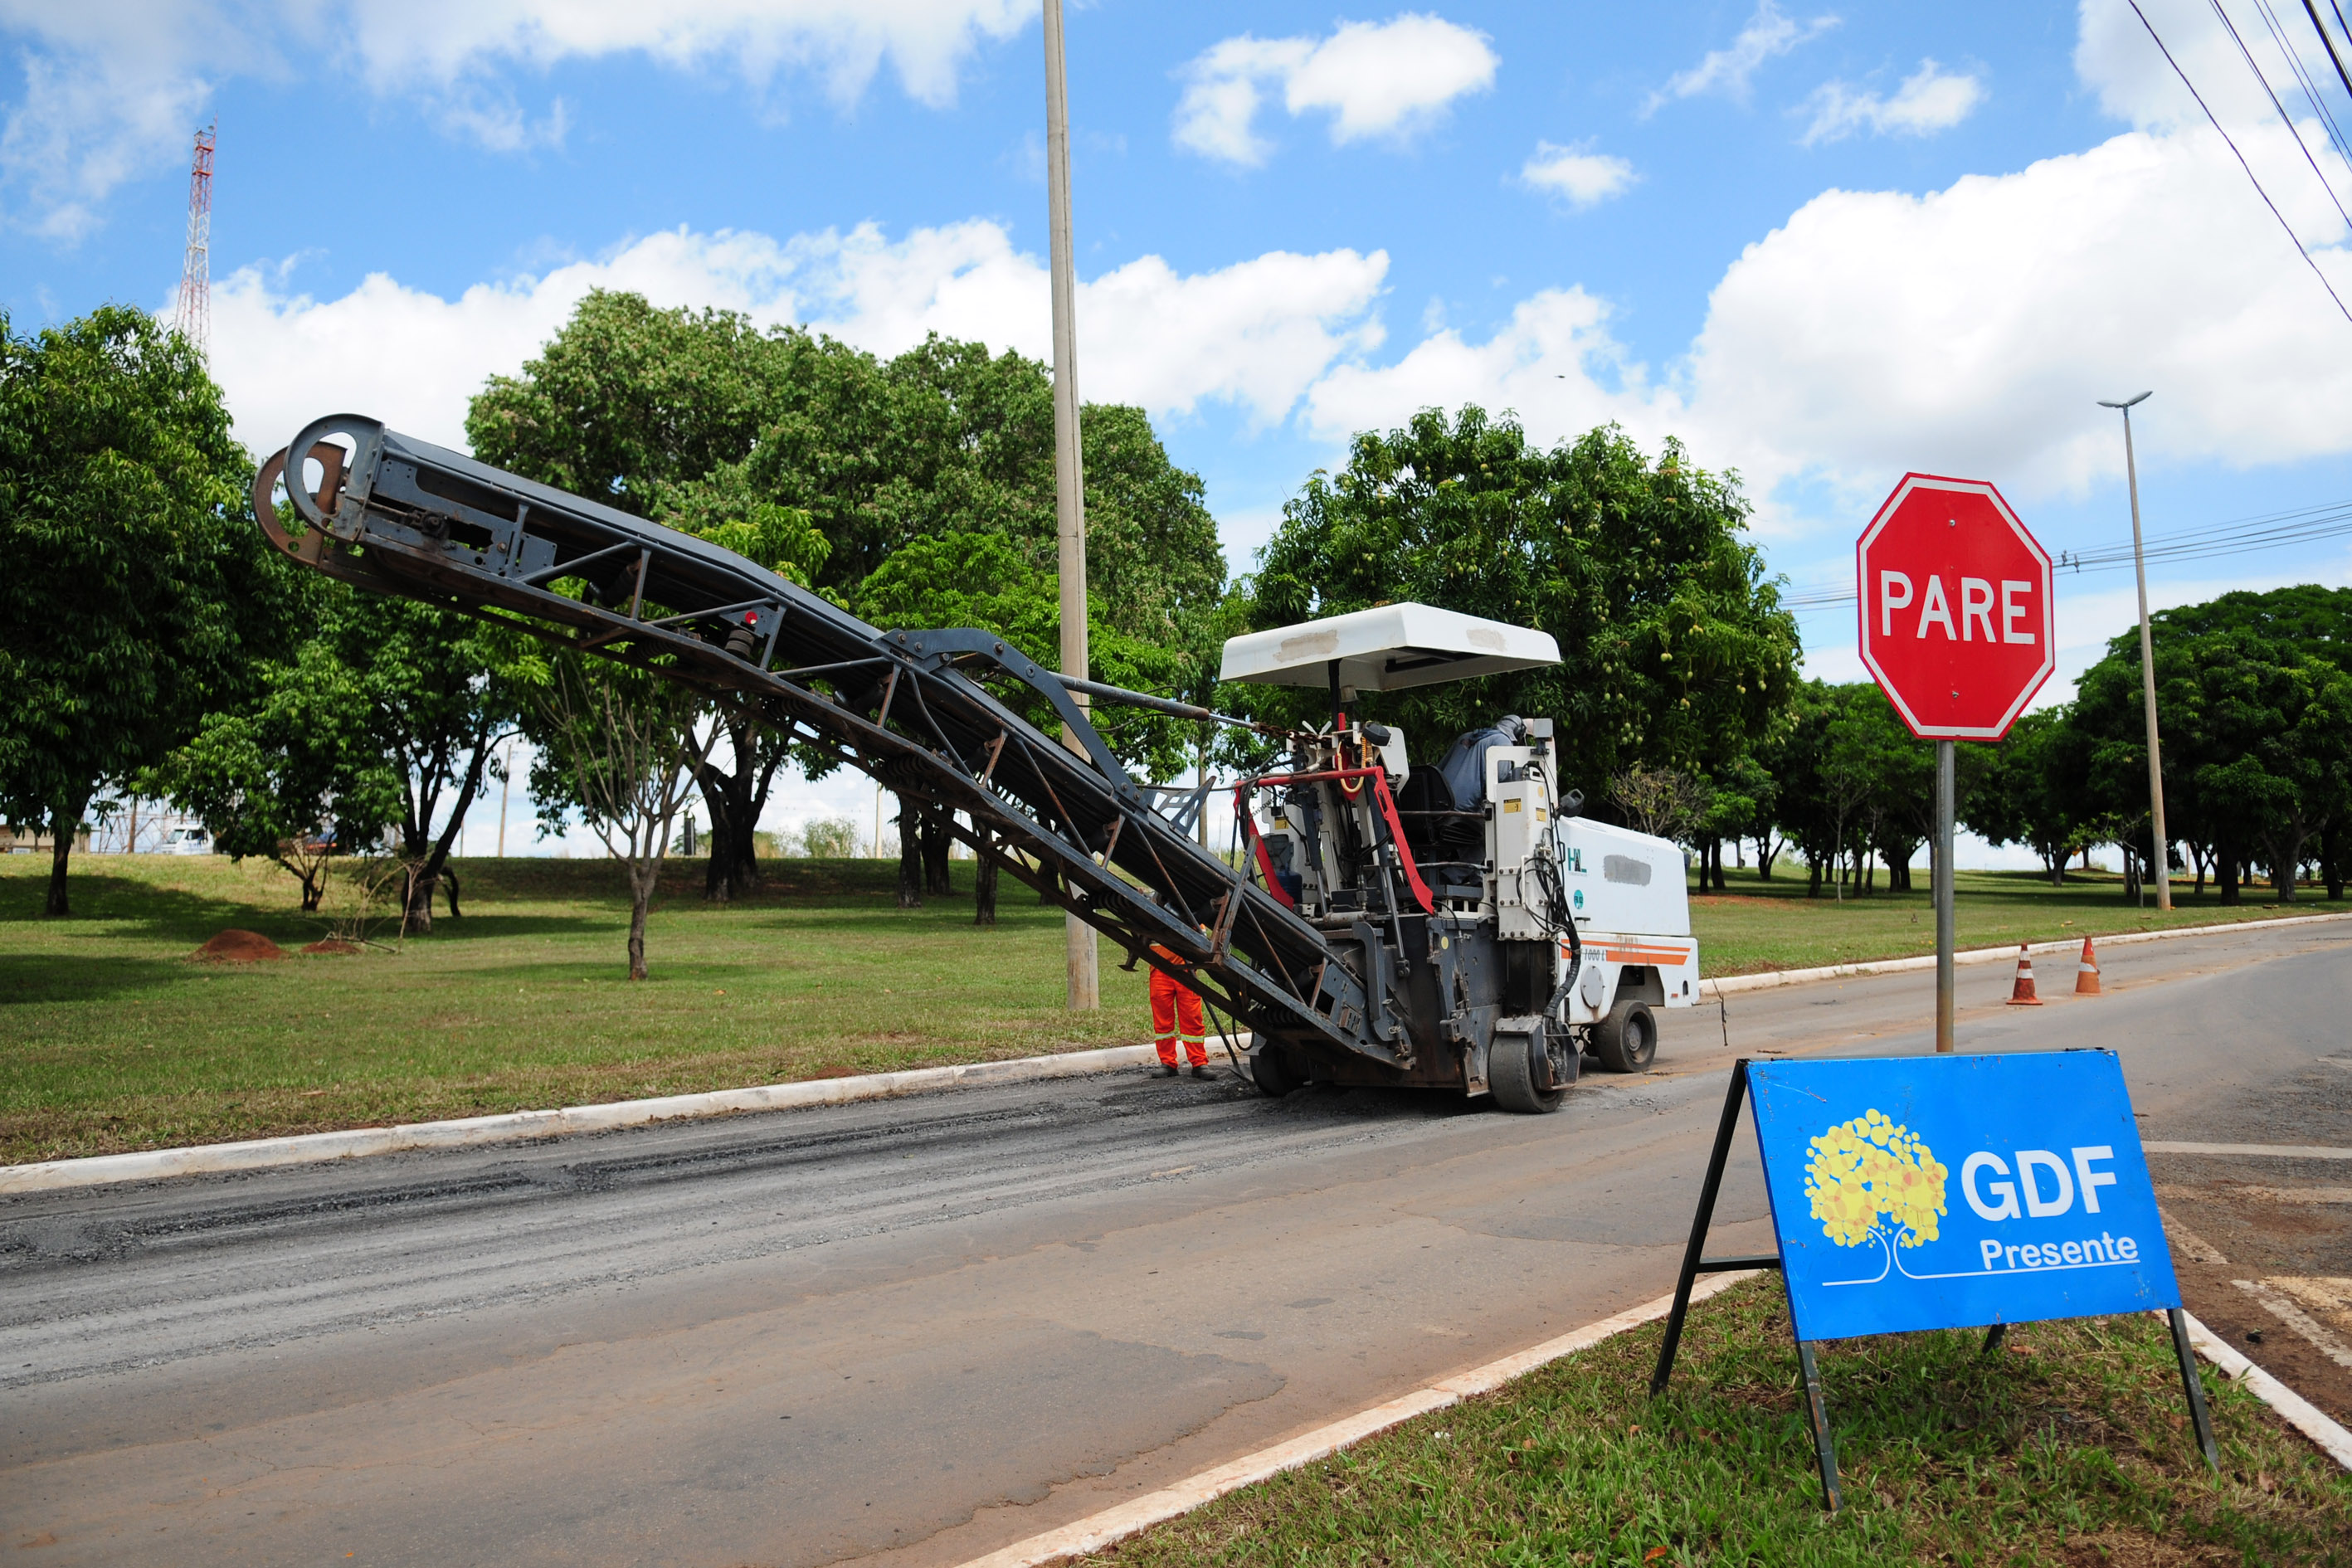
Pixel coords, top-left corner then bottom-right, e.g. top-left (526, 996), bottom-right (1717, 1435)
top-left (0, 1041), bottom-right (1198, 1195)
top-left (10, 908), bottom-right (2346, 1197)
top-left (1700, 908), bottom-right (2352, 996)
top-left (960, 1286), bottom-right (2352, 1568)
top-left (960, 1271), bottom-right (1763, 1568)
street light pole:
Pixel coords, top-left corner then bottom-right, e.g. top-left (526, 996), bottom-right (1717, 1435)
top-left (2097, 391), bottom-right (2170, 911)
top-left (1045, 0), bottom-right (1098, 1009)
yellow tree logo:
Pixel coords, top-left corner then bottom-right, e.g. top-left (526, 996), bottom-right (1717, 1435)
top-left (1804, 1109), bottom-right (1950, 1278)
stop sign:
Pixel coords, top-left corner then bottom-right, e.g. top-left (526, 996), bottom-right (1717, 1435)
top-left (1856, 473), bottom-right (2054, 740)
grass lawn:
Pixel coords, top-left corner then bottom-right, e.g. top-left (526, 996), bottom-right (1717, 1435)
top-left (1083, 1278), bottom-right (2352, 1567)
top-left (1692, 865), bottom-right (2346, 978)
top-left (1, 853), bottom-right (2340, 1163)
top-left (1, 851), bottom-right (1147, 1164)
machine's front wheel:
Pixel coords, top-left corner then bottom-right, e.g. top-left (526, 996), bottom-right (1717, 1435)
top-left (1593, 1000), bottom-right (1657, 1073)
top-left (1249, 1044), bottom-right (1297, 1098)
top-left (1489, 1027), bottom-right (1566, 1114)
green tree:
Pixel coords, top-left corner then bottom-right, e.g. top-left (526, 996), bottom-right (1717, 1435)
top-left (318, 593), bottom-right (533, 932)
top-left (1237, 408), bottom-right (1798, 809)
top-left (0, 306), bottom-right (295, 915)
top-left (148, 637), bottom-right (404, 910)
top-left (528, 650), bottom-right (711, 979)
top-left (469, 294), bottom-right (1226, 903)
top-left (1965, 709), bottom-right (2091, 887)
top-left (2076, 587), bottom-right (2352, 902)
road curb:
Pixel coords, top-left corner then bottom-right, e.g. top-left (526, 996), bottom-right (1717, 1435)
top-left (2174, 1307), bottom-right (2352, 1471)
top-left (0, 1040), bottom-right (1249, 1196)
top-left (958, 1269), bottom-right (1761, 1568)
top-left (1701, 908), bottom-right (2352, 997)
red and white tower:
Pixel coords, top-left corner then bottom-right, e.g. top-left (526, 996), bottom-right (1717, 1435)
top-left (172, 122), bottom-right (215, 351)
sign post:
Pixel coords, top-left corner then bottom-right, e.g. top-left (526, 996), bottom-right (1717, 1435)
top-left (1857, 475), bottom-right (2055, 1051)
top-left (1653, 1052), bottom-right (2216, 1510)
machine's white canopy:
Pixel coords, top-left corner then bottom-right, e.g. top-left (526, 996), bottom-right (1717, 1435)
top-left (1219, 602), bottom-right (1560, 693)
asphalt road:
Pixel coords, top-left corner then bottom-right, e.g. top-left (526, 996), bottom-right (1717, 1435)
top-left (5, 918), bottom-right (2348, 1566)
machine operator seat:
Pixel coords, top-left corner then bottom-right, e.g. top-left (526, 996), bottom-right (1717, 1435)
top-left (1396, 716), bottom-right (1527, 874)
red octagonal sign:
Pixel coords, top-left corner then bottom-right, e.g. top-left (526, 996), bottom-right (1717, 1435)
top-left (1857, 474), bottom-right (2055, 741)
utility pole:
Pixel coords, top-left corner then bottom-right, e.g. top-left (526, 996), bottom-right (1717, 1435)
top-left (2098, 391), bottom-right (2171, 911)
top-left (1045, 0), bottom-right (1098, 1010)
top-left (497, 741), bottom-right (513, 857)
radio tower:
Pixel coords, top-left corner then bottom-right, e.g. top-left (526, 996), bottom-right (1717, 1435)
top-left (172, 122), bottom-right (215, 352)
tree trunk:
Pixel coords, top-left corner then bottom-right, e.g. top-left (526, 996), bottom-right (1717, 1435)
top-left (445, 866), bottom-right (462, 918)
top-left (2218, 840), bottom-right (2241, 905)
top-left (974, 839), bottom-right (1000, 926)
top-left (2324, 824), bottom-right (2345, 902)
top-left (44, 783), bottom-right (89, 918)
top-left (627, 876), bottom-right (651, 980)
top-left (1756, 833), bottom-right (1780, 881)
top-left (895, 794), bottom-right (923, 909)
top-left (921, 802), bottom-right (952, 896)
top-left (1806, 855), bottom-right (1821, 897)
top-left (698, 732), bottom-right (764, 903)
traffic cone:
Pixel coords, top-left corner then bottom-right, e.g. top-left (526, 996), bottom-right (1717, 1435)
top-left (2074, 936), bottom-right (2102, 996)
top-left (2006, 943), bottom-right (2043, 1006)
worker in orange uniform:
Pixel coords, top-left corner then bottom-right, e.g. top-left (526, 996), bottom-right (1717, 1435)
top-left (1150, 947), bottom-right (1210, 1079)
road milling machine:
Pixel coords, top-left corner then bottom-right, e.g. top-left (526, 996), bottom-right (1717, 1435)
top-left (255, 415), bottom-right (1698, 1113)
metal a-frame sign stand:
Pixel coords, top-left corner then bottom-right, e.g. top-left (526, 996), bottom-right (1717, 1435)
top-left (1647, 1059), bottom-right (2218, 1512)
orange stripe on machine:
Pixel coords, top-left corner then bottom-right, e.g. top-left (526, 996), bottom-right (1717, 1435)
top-left (1561, 943), bottom-right (1692, 964)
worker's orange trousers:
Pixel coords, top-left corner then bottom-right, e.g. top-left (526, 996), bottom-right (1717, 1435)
top-left (1151, 967), bottom-right (1207, 1068)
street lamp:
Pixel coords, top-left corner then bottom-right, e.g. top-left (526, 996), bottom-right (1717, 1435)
top-left (2097, 390), bottom-right (2171, 911)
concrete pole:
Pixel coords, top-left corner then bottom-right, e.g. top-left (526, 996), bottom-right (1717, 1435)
top-left (1045, 0), bottom-right (1098, 1009)
top-left (2103, 392), bottom-right (2171, 910)
top-left (1935, 739), bottom-right (1955, 1053)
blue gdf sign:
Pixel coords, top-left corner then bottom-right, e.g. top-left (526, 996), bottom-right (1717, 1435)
top-left (1654, 1049), bottom-right (2212, 1510)
top-left (1748, 1050), bottom-right (2177, 1342)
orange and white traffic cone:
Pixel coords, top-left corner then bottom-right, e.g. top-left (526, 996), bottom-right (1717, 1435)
top-left (2006, 942), bottom-right (2043, 1006)
top-left (2074, 936), bottom-right (2102, 996)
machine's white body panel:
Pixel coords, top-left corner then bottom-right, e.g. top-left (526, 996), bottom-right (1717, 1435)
top-left (1552, 817), bottom-right (1698, 1024)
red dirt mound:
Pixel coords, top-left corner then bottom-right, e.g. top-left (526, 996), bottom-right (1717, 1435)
top-left (302, 938), bottom-right (361, 956)
top-left (192, 928), bottom-right (289, 962)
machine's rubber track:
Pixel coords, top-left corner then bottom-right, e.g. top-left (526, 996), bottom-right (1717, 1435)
top-left (256, 416), bottom-right (1395, 1069)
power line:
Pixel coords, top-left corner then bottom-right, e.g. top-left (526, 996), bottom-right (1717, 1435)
top-left (2125, 0), bottom-right (2352, 324)
top-left (2208, 0), bottom-right (2352, 232)
top-left (2257, 0), bottom-right (2352, 171)
top-left (2310, 0), bottom-right (2352, 107)
top-left (1779, 494), bottom-right (2352, 611)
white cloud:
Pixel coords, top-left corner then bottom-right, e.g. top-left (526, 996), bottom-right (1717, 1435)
top-left (207, 220), bottom-right (1390, 459)
top-left (1520, 141), bottom-right (1638, 207)
top-left (1288, 114), bottom-right (2352, 543)
top-left (1172, 13), bottom-right (1497, 168)
top-left (1799, 60), bottom-right (1985, 145)
top-left (1645, 0), bottom-right (1838, 114)
top-left (0, 0), bottom-right (1034, 238)
top-left (1682, 123), bottom-right (2352, 502)
top-left (1303, 286), bottom-right (1679, 453)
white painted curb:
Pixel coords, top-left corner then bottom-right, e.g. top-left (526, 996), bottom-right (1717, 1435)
top-left (0, 1040), bottom-right (1249, 1196)
top-left (960, 1270), bottom-right (1763, 1568)
top-left (2174, 1307), bottom-right (2352, 1471)
top-left (1702, 908), bottom-right (2352, 997)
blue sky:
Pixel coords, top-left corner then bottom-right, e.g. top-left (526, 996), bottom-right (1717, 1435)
top-left (7, 1), bottom-right (2352, 856)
